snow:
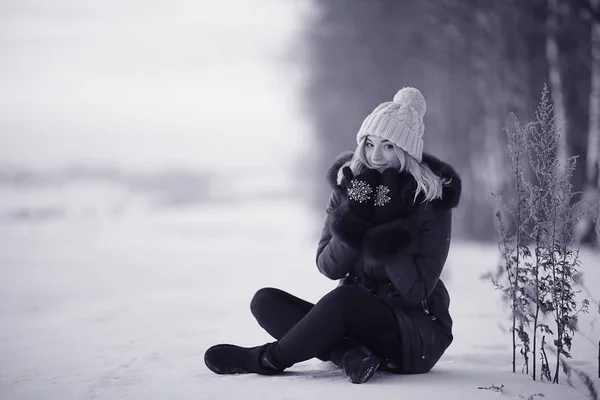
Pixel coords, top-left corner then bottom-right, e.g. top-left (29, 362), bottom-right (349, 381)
top-left (1, 184), bottom-right (598, 400)
top-left (3, 0), bottom-right (596, 397)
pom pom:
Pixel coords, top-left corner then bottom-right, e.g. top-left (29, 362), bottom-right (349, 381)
top-left (393, 87), bottom-right (426, 118)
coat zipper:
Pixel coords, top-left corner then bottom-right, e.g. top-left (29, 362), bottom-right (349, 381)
top-left (421, 300), bottom-right (436, 321)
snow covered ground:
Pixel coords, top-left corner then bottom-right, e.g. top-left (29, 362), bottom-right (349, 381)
top-left (1, 183), bottom-right (598, 400)
top-left (3, 1), bottom-right (597, 397)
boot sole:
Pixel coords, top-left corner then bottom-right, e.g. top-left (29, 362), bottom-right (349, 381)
top-left (346, 357), bottom-right (381, 384)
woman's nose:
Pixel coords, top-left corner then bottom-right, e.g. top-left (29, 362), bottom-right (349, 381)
top-left (371, 146), bottom-right (383, 160)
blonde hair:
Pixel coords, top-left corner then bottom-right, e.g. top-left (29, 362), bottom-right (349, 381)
top-left (337, 137), bottom-right (447, 203)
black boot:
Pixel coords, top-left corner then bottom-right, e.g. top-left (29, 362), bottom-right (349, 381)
top-left (327, 338), bottom-right (359, 367)
top-left (342, 345), bottom-right (381, 384)
top-left (204, 343), bottom-right (282, 375)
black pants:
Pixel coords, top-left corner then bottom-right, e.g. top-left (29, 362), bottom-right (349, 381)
top-left (250, 285), bottom-right (404, 370)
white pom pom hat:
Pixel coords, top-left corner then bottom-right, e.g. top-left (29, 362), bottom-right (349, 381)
top-left (356, 87), bottom-right (426, 162)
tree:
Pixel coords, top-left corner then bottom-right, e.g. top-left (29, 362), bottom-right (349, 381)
top-left (301, 0), bottom-right (598, 242)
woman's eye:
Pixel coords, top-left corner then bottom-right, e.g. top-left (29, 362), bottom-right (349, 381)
top-left (366, 143), bottom-right (373, 148)
top-left (384, 144), bottom-right (394, 150)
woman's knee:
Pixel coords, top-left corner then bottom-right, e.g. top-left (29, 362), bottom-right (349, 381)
top-left (319, 285), bottom-right (365, 312)
top-left (250, 287), bottom-right (280, 318)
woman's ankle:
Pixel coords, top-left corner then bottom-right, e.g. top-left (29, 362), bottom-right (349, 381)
top-left (259, 346), bottom-right (280, 370)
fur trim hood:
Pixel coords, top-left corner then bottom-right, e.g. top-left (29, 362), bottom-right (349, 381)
top-left (326, 151), bottom-right (461, 210)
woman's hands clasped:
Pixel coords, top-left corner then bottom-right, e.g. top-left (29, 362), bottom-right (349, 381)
top-left (342, 166), bottom-right (417, 225)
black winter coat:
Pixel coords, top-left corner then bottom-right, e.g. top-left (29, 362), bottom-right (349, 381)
top-left (316, 152), bottom-right (462, 374)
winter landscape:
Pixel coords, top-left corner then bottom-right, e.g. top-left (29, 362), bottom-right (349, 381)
top-left (0, 180), bottom-right (598, 399)
top-left (2, 0), bottom-right (600, 399)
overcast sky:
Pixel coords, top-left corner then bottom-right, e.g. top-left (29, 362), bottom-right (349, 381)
top-left (0, 0), bottom-right (312, 172)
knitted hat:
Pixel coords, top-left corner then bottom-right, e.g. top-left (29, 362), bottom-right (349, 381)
top-left (356, 87), bottom-right (426, 162)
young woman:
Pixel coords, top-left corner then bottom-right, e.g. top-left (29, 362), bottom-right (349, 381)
top-left (204, 87), bottom-right (461, 384)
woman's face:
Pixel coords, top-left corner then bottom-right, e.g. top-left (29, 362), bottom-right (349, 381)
top-left (365, 135), bottom-right (401, 172)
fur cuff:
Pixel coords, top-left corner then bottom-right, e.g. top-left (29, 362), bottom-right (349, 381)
top-left (330, 203), bottom-right (370, 248)
top-left (363, 218), bottom-right (412, 261)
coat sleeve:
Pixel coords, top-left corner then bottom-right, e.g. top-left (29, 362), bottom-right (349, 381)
top-left (365, 206), bottom-right (452, 307)
top-left (315, 191), bottom-right (361, 280)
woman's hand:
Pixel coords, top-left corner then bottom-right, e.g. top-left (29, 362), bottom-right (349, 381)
top-left (373, 168), bottom-right (417, 223)
top-left (342, 166), bottom-right (381, 221)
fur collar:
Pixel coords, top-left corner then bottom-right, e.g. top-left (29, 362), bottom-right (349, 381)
top-left (326, 151), bottom-right (461, 210)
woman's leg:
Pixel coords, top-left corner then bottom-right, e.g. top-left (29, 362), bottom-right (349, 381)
top-left (265, 285), bottom-right (403, 370)
top-left (250, 287), bottom-right (358, 364)
top-left (204, 285), bottom-right (401, 381)
top-left (250, 287), bottom-right (314, 340)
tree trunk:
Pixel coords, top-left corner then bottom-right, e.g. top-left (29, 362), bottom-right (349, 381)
top-left (579, 0), bottom-right (600, 246)
top-left (546, 0), bottom-right (568, 166)
top-left (588, 0), bottom-right (600, 208)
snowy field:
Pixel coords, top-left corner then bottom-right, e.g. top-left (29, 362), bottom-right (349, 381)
top-left (2, 1), bottom-right (598, 398)
top-left (1, 183), bottom-right (599, 400)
